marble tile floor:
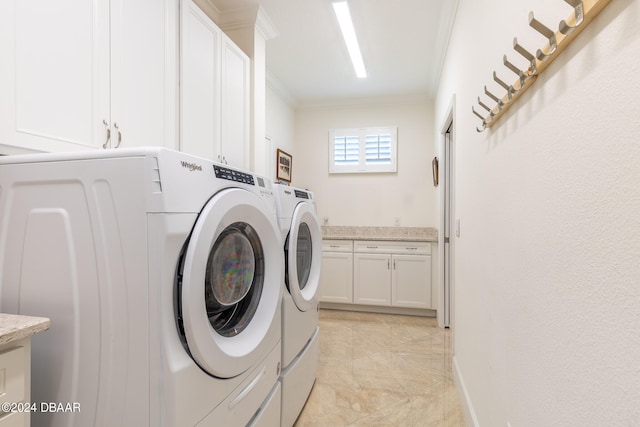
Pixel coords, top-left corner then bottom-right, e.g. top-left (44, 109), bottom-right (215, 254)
top-left (294, 309), bottom-right (465, 427)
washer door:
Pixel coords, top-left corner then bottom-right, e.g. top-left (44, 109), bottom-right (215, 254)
top-left (285, 202), bottom-right (322, 311)
top-left (180, 188), bottom-right (283, 378)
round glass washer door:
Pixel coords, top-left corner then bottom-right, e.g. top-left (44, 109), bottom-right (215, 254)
top-left (286, 201), bottom-right (322, 311)
top-left (180, 188), bottom-right (283, 378)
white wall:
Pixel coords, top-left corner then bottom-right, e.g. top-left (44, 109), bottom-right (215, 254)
top-left (435, 0), bottom-right (640, 425)
top-left (294, 98), bottom-right (436, 227)
top-left (265, 83), bottom-right (295, 181)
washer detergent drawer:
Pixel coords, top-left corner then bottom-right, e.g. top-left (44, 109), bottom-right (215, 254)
top-left (197, 343), bottom-right (280, 427)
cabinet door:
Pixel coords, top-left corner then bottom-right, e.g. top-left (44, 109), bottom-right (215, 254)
top-left (319, 252), bottom-right (353, 304)
top-left (180, 0), bottom-right (221, 160)
top-left (392, 254), bottom-right (432, 309)
top-left (220, 36), bottom-right (250, 169)
top-left (354, 253), bottom-right (391, 306)
top-left (0, 0), bottom-right (110, 153)
top-left (110, 0), bottom-right (176, 149)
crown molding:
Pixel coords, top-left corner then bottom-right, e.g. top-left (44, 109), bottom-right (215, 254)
top-left (218, 5), bottom-right (279, 40)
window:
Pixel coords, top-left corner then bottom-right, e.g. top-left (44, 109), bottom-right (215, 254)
top-left (329, 126), bottom-right (397, 173)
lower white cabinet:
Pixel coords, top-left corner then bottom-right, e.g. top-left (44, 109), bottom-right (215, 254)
top-left (320, 239), bottom-right (433, 310)
top-left (354, 241), bottom-right (432, 309)
top-left (0, 342), bottom-right (28, 426)
top-left (318, 240), bottom-right (353, 304)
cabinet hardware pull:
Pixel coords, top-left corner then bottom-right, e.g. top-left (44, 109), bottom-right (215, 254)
top-left (222, 156), bottom-right (228, 165)
top-left (406, 247), bottom-right (418, 250)
top-left (114, 122), bottom-right (122, 148)
top-left (387, 259), bottom-right (390, 269)
top-left (393, 260), bottom-right (396, 269)
top-left (102, 120), bottom-right (110, 149)
top-left (366, 246), bottom-right (378, 249)
top-left (329, 245), bottom-right (340, 248)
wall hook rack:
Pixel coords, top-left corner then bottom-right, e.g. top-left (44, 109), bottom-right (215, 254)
top-left (473, 0), bottom-right (613, 133)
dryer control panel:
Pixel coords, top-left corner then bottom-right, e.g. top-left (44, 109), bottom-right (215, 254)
top-left (213, 165), bottom-right (254, 185)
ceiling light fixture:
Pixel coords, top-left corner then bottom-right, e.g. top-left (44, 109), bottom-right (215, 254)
top-left (332, 1), bottom-right (367, 78)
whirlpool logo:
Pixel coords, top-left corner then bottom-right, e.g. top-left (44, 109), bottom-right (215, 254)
top-left (180, 161), bottom-right (203, 172)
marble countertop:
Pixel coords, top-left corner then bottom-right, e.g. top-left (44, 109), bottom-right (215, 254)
top-left (0, 313), bottom-right (50, 346)
top-left (322, 226), bottom-right (438, 242)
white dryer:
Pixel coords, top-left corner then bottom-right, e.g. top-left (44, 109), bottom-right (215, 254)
top-left (273, 185), bottom-right (322, 427)
top-left (0, 148), bottom-right (283, 426)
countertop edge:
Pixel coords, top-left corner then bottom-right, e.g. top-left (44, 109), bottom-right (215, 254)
top-left (0, 313), bottom-right (51, 347)
top-left (321, 226), bottom-right (439, 242)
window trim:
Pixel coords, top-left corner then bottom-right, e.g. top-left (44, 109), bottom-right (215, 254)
top-left (329, 126), bottom-right (397, 174)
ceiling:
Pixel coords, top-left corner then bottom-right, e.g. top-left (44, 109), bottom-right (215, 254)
top-left (212, 0), bottom-right (459, 105)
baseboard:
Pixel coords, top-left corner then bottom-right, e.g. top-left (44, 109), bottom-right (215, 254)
top-left (319, 302), bottom-right (436, 317)
top-left (452, 355), bottom-right (480, 427)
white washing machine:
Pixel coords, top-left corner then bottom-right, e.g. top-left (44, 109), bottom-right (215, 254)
top-left (0, 148), bottom-right (284, 427)
top-left (273, 184), bottom-right (322, 427)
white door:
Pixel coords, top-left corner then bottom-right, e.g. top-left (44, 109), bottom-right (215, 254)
top-left (392, 254), bottom-right (432, 308)
top-left (286, 202), bottom-right (322, 311)
top-left (319, 252), bottom-right (353, 303)
top-left (180, 0), bottom-right (220, 161)
top-left (220, 36), bottom-right (250, 169)
top-left (109, 0), bottom-right (174, 149)
top-left (0, 0), bottom-right (109, 153)
top-left (179, 188), bottom-right (283, 378)
top-left (354, 253), bottom-right (391, 306)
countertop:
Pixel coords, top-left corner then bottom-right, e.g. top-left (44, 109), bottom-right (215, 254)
top-left (0, 313), bottom-right (50, 346)
top-left (322, 226), bottom-right (438, 242)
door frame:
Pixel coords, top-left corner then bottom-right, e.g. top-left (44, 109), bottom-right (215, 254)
top-left (438, 95), bottom-right (456, 330)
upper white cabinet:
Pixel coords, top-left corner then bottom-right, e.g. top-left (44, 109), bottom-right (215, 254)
top-left (0, 0), bottom-right (177, 154)
top-left (180, 1), bottom-right (221, 161)
top-left (220, 38), bottom-right (250, 169)
top-left (181, 0), bottom-right (250, 168)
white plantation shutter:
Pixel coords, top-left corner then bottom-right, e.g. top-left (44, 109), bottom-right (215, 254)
top-left (329, 126), bottom-right (397, 173)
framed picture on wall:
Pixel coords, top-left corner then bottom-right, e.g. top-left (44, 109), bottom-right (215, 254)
top-left (276, 149), bottom-right (292, 183)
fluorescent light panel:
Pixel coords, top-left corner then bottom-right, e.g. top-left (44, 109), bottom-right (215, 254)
top-left (332, 1), bottom-right (367, 78)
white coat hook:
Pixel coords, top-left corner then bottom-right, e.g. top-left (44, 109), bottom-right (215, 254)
top-left (559, 0), bottom-right (584, 35)
top-left (493, 71), bottom-right (515, 100)
top-left (513, 38), bottom-right (537, 75)
top-left (503, 55), bottom-right (527, 89)
top-left (477, 97), bottom-right (494, 117)
top-left (484, 86), bottom-right (503, 112)
top-left (529, 11), bottom-right (557, 61)
top-left (471, 107), bottom-right (487, 133)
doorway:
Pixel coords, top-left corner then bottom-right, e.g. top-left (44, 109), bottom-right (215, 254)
top-left (439, 97), bottom-right (455, 329)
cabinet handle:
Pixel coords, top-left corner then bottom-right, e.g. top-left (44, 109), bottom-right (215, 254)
top-left (102, 120), bottom-right (110, 149)
top-left (406, 247), bottom-right (418, 250)
top-left (393, 259), bottom-right (396, 269)
top-left (387, 259), bottom-right (390, 269)
top-left (114, 122), bottom-right (122, 148)
top-left (366, 246), bottom-right (378, 249)
top-left (329, 245), bottom-right (340, 248)
top-left (222, 156), bottom-right (228, 165)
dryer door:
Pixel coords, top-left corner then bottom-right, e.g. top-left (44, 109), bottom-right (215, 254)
top-left (180, 188), bottom-right (283, 378)
top-left (285, 201), bottom-right (322, 312)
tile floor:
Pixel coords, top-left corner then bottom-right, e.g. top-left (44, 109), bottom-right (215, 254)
top-left (294, 309), bottom-right (465, 426)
